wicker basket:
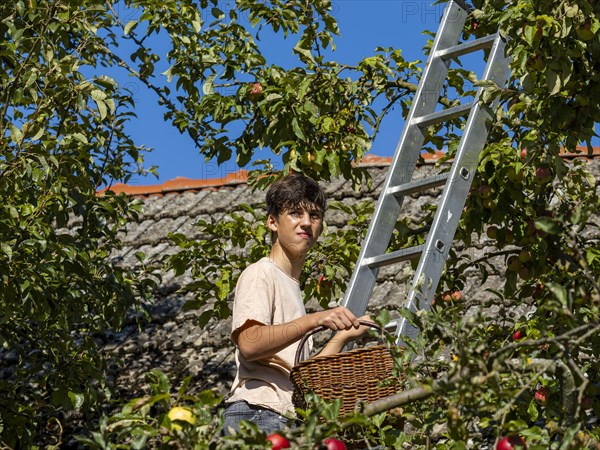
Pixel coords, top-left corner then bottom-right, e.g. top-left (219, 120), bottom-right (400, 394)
top-left (290, 321), bottom-right (402, 416)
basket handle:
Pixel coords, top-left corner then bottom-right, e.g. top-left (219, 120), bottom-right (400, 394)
top-left (294, 320), bottom-right (384, 366)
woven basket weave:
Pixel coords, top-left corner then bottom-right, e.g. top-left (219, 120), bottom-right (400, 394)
top-left (290, 321), bottom-right (402, 415)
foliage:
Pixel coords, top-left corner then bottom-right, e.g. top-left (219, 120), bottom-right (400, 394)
top-left (76, 369), bottom-right (409, 449)
top-left (0, 0), bottom-right (157, 446)
top-left (118, 0), bottom-right (426, 186)
top-left (2, 0), bottom-right (600, 447)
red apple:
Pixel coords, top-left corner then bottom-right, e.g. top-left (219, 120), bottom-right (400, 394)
top-left (248, 82), bottom-right (264, 102)
top-left (497, 435), bottom-right (527, 450)
top-left (441, 290), bottom-right (452, 302)
top-left (316, 275), bottom-right (333, 295)
top-left (520, 148), bottom-right (527, 159)
top-left (266, 433), bottom-right (291, 449)
top-left (512, 329), bottom-right (525, 341)
top-left (534, 166), bottom-right (552, 184)
top-left (346, 125), bottom-right (355, 133)
top-left (323, 437), bottom-right (347, 450)
top-left (450, 288), bottom-right (462, 301)
top-left (534, 386), bottom-right (549, 405)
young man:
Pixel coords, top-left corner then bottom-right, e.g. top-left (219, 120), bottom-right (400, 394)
top-left (223, 173), bottom-right (369, 435)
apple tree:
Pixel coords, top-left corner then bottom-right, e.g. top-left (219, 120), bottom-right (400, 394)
top-left (0, 0), bottom-right (159, 446)
top-left (90, 0), bottom-right (599, 448)
top-left (159, 0), bottom-right (600, 448)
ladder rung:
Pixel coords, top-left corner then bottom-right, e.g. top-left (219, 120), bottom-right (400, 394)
top-left (363, 245), bottom-right (425, 269)
top-left (413, 102), bottom-right (473, 128)
top-left (437, 34), bottom-right (497, 60)
top-left (384, 320), bottom-right (398, 332)
top-left (388, 173), bottom-right (449, 197)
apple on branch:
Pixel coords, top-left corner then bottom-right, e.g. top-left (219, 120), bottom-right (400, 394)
top-left (478, 184), bottom-right (493, 199)
top-left (534, 386), bottom-right (549, 405)
top-left (266, 432), bottom-right (291, 449)
top-left (316, 275), bottom-right (333, 296)
top-left (322, 437), bottom-right (347, 450)
top-left (248, 82), bottom-right (264, 103)
top-left (507, 255), bottom-right (522, 272)
top-left (486, 225), bottom-right (499, 239)
top-left (497, 435), bottom-right (527, 450)
top-left (512, 329), bottom-right (526, 341)
top-left (450, 288), bottom-right (462, 301)
top-left (534, 165), bottom-right (552, 184)
top-left (520, 148), bottom-right (527, 159)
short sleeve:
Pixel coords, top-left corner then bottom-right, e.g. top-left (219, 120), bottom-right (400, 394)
top-left (231, 264), bottom-right (274, 339)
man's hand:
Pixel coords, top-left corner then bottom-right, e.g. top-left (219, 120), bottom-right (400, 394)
top-left (315, 311), bottom-right (374, 357)
top-left (335, 315), bottom-right (373, 341)
top-left (315, 306), bottom-right (360, 331)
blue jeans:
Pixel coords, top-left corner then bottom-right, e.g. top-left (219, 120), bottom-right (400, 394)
top-left (222, 401), bottom-right (290, 436)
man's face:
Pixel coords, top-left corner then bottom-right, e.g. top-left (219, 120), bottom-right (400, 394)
top-left (268, 204), bottom-right (324, 256)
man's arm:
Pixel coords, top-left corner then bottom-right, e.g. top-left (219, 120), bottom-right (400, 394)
top-left (234, 306), bottom-right (361, 361)
top-left (315, 316), bottom-right (372, 357)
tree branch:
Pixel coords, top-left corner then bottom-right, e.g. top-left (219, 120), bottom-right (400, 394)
top-left (357, 322), bottom-right (600, 421)
top-left (358, 371), bottom-right (465, 417)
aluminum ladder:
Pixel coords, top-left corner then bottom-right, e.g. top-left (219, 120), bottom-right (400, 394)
top-left (341, 0), bottom-right (511, 344)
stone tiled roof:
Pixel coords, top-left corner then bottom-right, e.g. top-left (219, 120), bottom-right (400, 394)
top-left (103, 149), bottom-right (600, 403)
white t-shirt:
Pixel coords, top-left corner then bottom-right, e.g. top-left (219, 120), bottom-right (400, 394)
top-left (227, 257), bottom-right (311, 416)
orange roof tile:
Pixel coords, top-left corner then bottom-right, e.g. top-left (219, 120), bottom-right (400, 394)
top-left (100, 148), bottom-right (599, 198)
top-left (100, 171), bottom-right (249, 197)
top-left (561, 145), bottom-right (600, 158)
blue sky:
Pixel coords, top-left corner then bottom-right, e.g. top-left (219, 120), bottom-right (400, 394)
top-left (119, 1), bottom-right (447, 186)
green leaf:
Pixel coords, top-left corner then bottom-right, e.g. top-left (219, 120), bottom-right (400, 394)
top-left (68, 391), bottom-right (85, 410)
top-left (212, 7), bottom-right (224, 19)
top-left (9, 124), bottom-right (23, 143)
top-left (291, 117), bottom-right (306, 141)
top-left (546, 69), bottom-right (561, 95)
top-left (124, 20), bottom-right (137, 36)
top-left (192, 19), bottom-right (201, 33)
top-left (71, 133), bottom-right (89, 144)
top-left (96, 100), bottom-right (107, 119)
top-left (559, 423), bottom-right (582, 450)
top-left (90, 89), bottom-right (107, 102)
top-left (197, 309), bottom-right (214, 328)
top-left (546, 282), bottom-right (567, 307)
top-left (534, 217), bottom-right (560, 234)
top-left (1, 243), bottom-right (13, 260)
top-left (293, 44), bottom-right (313, 63)
top-left (527, 399), bottom-right (539, 422)
top-left (202, 74), bottom-right (216, 95)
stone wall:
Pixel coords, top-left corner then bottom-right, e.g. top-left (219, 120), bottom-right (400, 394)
top-left (103, 157), bottom-right (600, 406)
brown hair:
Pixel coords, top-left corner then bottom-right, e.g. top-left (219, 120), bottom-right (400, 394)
top-left (266, 173), bottom-right (326, 218)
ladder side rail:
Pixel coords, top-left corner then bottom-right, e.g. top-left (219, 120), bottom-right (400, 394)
top-left (341, 1), bottom-right (469, 317)
top-left (396, 34), bottom-right (511, 344)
